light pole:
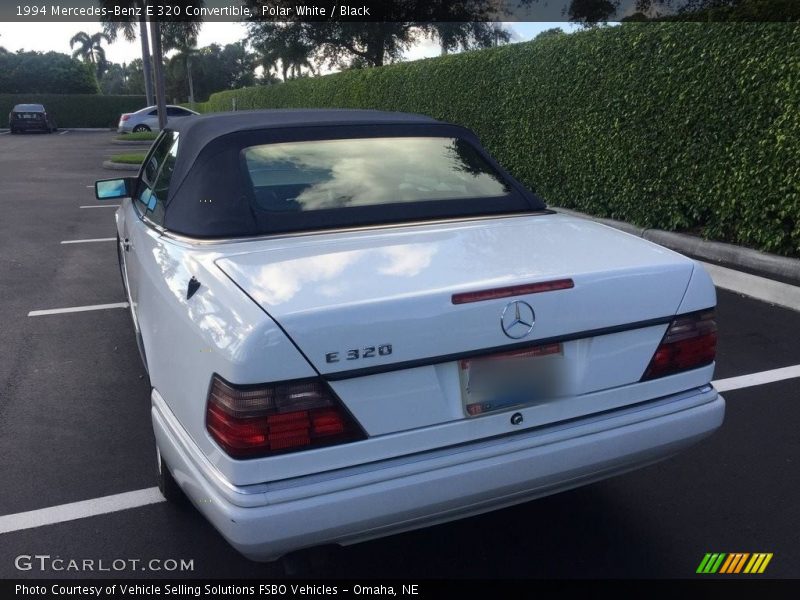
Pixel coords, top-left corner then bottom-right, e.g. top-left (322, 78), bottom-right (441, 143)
top-left (138, 1), bottom-right (154, 106)
top-left (149, 19), bottom-right (168, 130)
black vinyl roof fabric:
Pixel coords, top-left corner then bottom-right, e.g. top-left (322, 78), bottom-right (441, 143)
top-left (170, 108), bottom-right (439, 141)
top-left (149, 109), bottom-right (544, 238)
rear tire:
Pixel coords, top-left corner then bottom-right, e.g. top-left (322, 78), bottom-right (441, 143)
top-left (133, 124), bottom-right (151, 133)
top-left (157, 447), bottom-right (188, 505)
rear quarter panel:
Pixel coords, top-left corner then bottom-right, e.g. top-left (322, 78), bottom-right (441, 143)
top-left (130, 227), bottom-right (317, 465)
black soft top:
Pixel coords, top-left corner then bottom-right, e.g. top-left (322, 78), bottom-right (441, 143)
top-left (151, 109), bottom-right (543, 237)
top-left (170, 108), bottom-right (438, 145)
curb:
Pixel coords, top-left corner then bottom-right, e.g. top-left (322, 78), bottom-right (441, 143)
top-left (69, 128), bottom-right (116, 132)
top-left (3, 128), bottom-right (112, 133)
top-left (553, 207), bottom-right (800, 285)
top-left (111, 138), bottom-right (154, 146)
top-left (102, 160), bottom-right (140, 171)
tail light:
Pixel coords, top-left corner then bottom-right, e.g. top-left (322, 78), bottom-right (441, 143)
top-left (642, 310), bottom-right (717, 380)
top-left (206, 375), bottom-right (366, 458)
top-left (121, 114), bottom-right (130, 122)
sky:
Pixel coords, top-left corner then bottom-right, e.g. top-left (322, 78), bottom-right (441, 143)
top-left (0, 22), bottom-right (577, 66)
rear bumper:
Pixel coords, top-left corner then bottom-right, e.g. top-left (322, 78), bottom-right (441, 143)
top-left (152, 385), bottom-right (724, 562)
top-left (10, 120), bottom-right (49, 131)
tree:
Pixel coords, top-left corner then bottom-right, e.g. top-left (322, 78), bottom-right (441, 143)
top-left (163, 43), bottom-right (258, 103)
top-left (167, 32), bottom-right (199, 105)
top-left (245, 1), bottom-right (506, 70)
top-left (248, 22), bottom-right (414, 70)
top-left (158, 10), bottom-right (205, 117)
top-left (222, 42), bottom-right (257, 89)
top-left (514, 0), bottom-right (800, 23)
top-left (534, 27), bottom-right (567, 40)
top-left (249, 22), bottom-right (510, 71)
top-left (638, 0), bottom-right (800, 20)
top-left (433, 23), bottom-right (511, 55)
top-left (249, 23), bottom-right (317, 80)
top-left (123, 58), bottom-right (146, 95)
top-left (182, 44), bottom-right (226, 102)
top-left (0, 51), bottom-right (99, 94)
top-left (100, 0), bottom-right (154, 105)
top-left (99, 62), bottom-right (132, 94)
top-left (69, 31), bottom-right (111, 78)
top-left (160, 14), bottom-right (204, 50)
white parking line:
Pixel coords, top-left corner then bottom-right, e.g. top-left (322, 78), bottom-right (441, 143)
top-left (28, 302), bottom-right (128, 317)
top-left (59, 130), bottom-right (69, 135)
top-left (80, 205), bottom-right (120, 209)
top-left (0, 488), bottom-right (164, 535)
top-left (712, 364), bottom-right (800, 393)
top-left (61, 237), bottom-right (116, 245)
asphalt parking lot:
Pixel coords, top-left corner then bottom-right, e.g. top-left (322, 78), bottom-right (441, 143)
top-left (0, 131), bottom-right (798, 579)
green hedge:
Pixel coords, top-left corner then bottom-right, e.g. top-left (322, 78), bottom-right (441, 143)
top-left (202, 24), bottom-right (800, 257)
top-left (1, 94), bottom-right (147, 128)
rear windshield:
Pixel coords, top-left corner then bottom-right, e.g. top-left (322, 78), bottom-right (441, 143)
top-left (242, 137), bottom-right (510, 213)
top-left (13, 104), bottom-right (45, 112)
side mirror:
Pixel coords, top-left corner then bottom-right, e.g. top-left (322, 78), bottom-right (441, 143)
top-left (95, 177), bottom-right (134, 200)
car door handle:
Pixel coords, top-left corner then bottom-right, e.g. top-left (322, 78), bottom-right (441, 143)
top-left (123, 238), bottom-right (131, 252)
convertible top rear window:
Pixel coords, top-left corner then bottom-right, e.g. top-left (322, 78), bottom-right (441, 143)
top-left (242, 137), bottom-right (510, 214)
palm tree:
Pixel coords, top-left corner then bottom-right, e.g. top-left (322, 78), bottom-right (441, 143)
top-left (169, 34), bottom-right (199, 105)
top-left (252, 24), bottom-right (316, 82)
top-left (101, 0), bottom-right (153, 105)
top-left (69, 31), bottom-right (111, 77)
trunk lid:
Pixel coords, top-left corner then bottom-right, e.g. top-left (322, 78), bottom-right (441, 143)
top-left (216, 214), bottom-right (694, 377)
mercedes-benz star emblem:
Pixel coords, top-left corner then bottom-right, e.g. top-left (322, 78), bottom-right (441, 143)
top-left (500, 300), bottom-right (535, 339)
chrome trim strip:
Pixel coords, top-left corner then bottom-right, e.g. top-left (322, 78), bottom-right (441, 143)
top-left (158, 210), bottom-right (555, 247)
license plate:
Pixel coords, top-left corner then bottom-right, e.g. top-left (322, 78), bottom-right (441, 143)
top-left (22, 114), bottom-right (34, 119)
top-left (459, 343), bottom-right (563, 417)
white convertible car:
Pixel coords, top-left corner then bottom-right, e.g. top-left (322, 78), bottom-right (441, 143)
top-left (95, 109), bottom-right (724, 562)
